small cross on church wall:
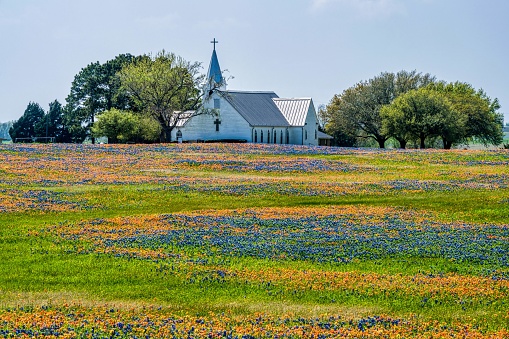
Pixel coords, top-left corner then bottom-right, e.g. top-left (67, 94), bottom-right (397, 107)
top-left (214, 118), bottom-right (221, 131)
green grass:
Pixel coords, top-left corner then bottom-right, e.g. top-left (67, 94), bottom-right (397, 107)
top-left (1, 144), bottom-right (508, 334)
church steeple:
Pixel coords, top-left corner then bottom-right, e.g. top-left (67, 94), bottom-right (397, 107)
top-left (207, 38), bottom-right (225, 90)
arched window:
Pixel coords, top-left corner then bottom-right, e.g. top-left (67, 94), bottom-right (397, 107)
top-left (267, 130), bottom-right (271, 143)
top-left (274, 130), bottom-right (277, 144)
top-left (286, 130), bottom-right (289, 144)
top-left (260, 130), bottom-right (263, 143)
top-left (254, 130), bottom-right (257, 143)
top-left (176, 130), bottom-right (182, 139)
top-left (280, 130), bottom-right (283, 144)
top-left (305, 130), bottom-right (308, 140)
top-left (315, 129), bottom-right (317, 139)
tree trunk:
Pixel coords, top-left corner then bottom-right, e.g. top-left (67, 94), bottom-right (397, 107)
top-left (376, 137), bottom-right (386, 149)
top-left (395, 137), bottom-right (407, 149)
top-left (420, 134), bottom-right (426, 149)
top-left (90, 114), bottom-right (95, 144)
top-left (161, 125), bottom-right (173, 143)
top-left (443, 139), bottom-right (452, 149)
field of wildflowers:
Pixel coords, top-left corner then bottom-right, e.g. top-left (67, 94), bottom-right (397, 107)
top-left (0, 143), bottom-right (508, 337)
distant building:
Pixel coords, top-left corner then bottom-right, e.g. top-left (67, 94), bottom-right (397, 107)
top-left (318, 131), bottom-right (334, 146)
top-left (171, 41), bottom-right (331, 146)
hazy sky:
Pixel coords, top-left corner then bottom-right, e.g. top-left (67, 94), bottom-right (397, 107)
top-left (1, 0), bottom-right (508, 123)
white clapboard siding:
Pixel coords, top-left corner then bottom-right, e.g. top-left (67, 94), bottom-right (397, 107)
top-left (174, 94), bottom-right (252, 142)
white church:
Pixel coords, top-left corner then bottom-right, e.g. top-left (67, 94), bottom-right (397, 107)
top-left (171, 41), bottom-right (332, 146)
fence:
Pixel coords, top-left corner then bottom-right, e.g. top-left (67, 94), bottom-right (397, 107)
top-left (15, 137), bottom-right (55, 143)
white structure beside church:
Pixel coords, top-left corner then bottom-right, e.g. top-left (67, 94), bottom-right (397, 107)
top-left (171, 42), bottom-right (321, 146)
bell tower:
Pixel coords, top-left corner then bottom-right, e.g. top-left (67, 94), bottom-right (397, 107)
top-left (206, 38), bottom-right (226, 93)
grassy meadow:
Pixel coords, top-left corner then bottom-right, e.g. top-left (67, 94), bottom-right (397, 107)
top-left (0, 143), bottom-right (508, 338)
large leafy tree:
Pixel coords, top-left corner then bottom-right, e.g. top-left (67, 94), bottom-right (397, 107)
top-left (322, 70), bottom-right (435, 148)
top-left (324, 82), bottom-right (389, 148)
top-left (118, 51), bottom-right (213, 142)
top-left (9, 102), bottom-right (45, 142)
top-left (64, 54), bottom-right (141, 143)
top-left (428, 82), bottom-right (503, 147)
top-left (381, 88), bottom-right (460, 149)
top-left (317, 106), bottom-right (357, 147)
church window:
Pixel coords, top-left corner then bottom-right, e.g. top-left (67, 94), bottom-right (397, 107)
top-left (176, 130), bottom-right (182, 139)
top-left (261, 130), bottom-right (263, 143)
top-left (267, 130), bottom-right (270, 143)
top-left (274, 130), bottom-right (277, 144)
top-left (254, 130), bottom-right (258, 143)
top-left (315, 129), bottom-right (317, 139)
top-left (305, 130), bottom-right (308, 140)
top-left (286, 130), bottom-right (289, 144)
top-left (280, 130), bottom-right (283, 144)
top-left (214, 99), bottom-right (220, 109)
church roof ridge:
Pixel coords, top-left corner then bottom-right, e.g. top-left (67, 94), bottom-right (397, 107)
top-left (224, 90), bottom-right (278, 95)
top-left (273, 97), bottom-right (312, 101)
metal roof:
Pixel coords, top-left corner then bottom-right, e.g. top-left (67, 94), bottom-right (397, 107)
top-left (221, 91), bottom-right (291, 127)
top-left (173, 111), bottom-right (195, 127)
top-left (273, 98), bottom-right (311, 127)
top-left (317, 131), bottom-right (333, 139)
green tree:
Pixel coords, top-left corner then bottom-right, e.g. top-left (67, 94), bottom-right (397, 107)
top-left (92, 109), bottom-right (161, 143)
top-left (64, 54), bottom-right (141, 143)
top-left (118, 51), bottom-right (212, 142)
top-left (381, 88), bottom-right (458, 149)
top-left (92, 109), bottom-right (138, 143)
top-left (323, 82), bottom-right (389, 148)
top-left (136, 116), bottom-right (162, 143)
top-left (322, 70), bottom-right (435, 148)
top-left (35, 100), bottom-right (72, 143)
top-left (318, 102), bottom-right (357, 147)
top-left (9, 102), bottom-right (45, 142)
top-left (428, 82), bottom-right (503, 147)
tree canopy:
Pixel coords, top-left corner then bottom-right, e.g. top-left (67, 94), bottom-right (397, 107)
top-left (381, 82), bottom-right (504, 149)
top-left (381, 88), bottom-right (460, 149)
top-left (64, 54), bottom-right (142, 143)
top-left (118, 51), bottom-right (212, 142)
top-left (9, 102), bottom-right (45, 142)
top-left (324, 71), bottom-right (502, 149)
top-left (427, 82), bottom-right (503, 147)
top-left (35, 100), bottom-right (72, 143)
top-left (322, 71), bottom-right (435, 148)
top-left (92, 109), bottom-right (161, 144)
top-left (9, 100), bottom-right (71, 143)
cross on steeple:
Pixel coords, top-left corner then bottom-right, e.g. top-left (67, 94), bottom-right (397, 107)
top-left (211, 38), bottom-right (218, 50)
top-left (214, 118), bottom-right (221, 131)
